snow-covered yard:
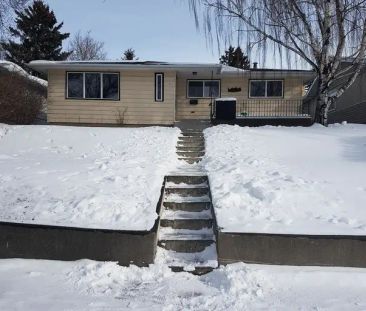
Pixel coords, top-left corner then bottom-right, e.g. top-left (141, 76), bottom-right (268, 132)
top-left (0, 125), bottom-right (179, 230)
top-left (204, 123), bottom-right (366, 234)
top-left (0, 259), bottom-right (365, 310)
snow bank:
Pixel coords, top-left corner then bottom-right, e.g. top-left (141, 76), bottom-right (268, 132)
top-left (0, 259), bottom-right (366, 310)
top-left (0, 125), bottom-right (180, 230)
top-left (0, 60), bottom-right (47, 87)
top-left (204, 124), bottom-right (366, 234)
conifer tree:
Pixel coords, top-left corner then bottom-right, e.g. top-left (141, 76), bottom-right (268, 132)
top-left (2, 0), bottom-right (70, 73)
top-left (219, 45), bottom-right (250, 69)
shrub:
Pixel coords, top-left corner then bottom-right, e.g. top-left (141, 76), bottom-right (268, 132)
top-left (0, 72), bottom-right (46, 124)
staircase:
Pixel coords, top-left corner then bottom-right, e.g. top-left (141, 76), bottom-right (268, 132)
top-left (156, 129), bottom-right (218, 274)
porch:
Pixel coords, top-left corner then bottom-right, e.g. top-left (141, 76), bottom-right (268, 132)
top-left (211, 98), bottom-right (314, 127)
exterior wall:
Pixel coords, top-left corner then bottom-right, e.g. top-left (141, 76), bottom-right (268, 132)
top-left (329, 67), bottom-right (366, 124)
top-left (176, 73), bottom-right (305, 120)
top-left (47, 69), bottom-right (176, 125)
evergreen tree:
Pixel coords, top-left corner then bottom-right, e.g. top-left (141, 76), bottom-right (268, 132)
top-left (2, 0), bottom-right (70, 73)
top-left (219, 45), bottom-right (250, 69)
top-left (122, 48), bottom-right (138, 60)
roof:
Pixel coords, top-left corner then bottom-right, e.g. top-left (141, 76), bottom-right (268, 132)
top-left (27, 60), bottom-right (315, 79)
top-left (0, 60), bottom-right (47, 87)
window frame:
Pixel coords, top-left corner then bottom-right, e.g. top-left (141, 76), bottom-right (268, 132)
top-left (154, 72), bottom-right (164, 102)
top-left (249, 79), bottom-right (284, 98)
top-left (186, 79), bottom-right (221, 99)
top-left (65, 71), bottom-right (120, 101)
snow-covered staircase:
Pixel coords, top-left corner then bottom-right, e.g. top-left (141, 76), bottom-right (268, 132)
top-left (156, 129), bottom-right (218, 274)
top-left (157, 175), bottom-right (218, 274)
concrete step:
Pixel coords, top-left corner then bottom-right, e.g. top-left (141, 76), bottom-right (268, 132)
top-left (163, 201), bottom-right (211, 212)
top-left (156, 244), bottom-right (218, 274)
top-left (170, 266), bottom-right (215, 275)
top-left (165, 186), bottom-right (208, 197)
top-left (181, 132), bottom-right (203, 137)
top-left (177, 142), bottom-right (205, 148)
top-left (166, 175), bottom-right (208, 185)
top-left (178, 137), bottom-right (205, 144)
top-left (176, 151), bottom-right (205, 157)
top-left (162, 208), bottom-right (212, 220)
top-left (179, 157), bottom-right (202, 164)
top-left (158, 239), bottom-right (215, 253)
top-left (176, 146), bottom-right (205, 152)
top-left (160, 218), bottom-right (213, 230)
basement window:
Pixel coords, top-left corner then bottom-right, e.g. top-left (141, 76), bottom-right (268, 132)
top-left (249, 80), bottom-right (283, 98)
top-left (155, 73), bottom-right (164, 102)
top-left (187, 80), bottom-right (220, 98)
top-left (66, 72), bottom-right (120, 100)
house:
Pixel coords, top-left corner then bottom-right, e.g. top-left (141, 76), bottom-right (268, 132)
top-left (28, 60), bottom-right (315, 126)
top-left (328, 60), bottom-right (366, 124)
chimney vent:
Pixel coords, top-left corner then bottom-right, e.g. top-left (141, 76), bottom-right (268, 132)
top-left (253, 62), bottom-right (258, 69)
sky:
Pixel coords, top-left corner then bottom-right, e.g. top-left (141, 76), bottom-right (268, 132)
top-left (44, 0), bottom-right (222, 63)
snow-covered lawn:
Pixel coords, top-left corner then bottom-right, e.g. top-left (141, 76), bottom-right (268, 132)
top-left (204, 123), bottom-right (366, 234)
top-left (0, 259), bottom-right (365, 310)
top-left (0, 125), bottom-right (179, 230)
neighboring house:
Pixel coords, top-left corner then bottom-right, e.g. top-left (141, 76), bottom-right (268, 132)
top-left (28, 60), bottom-right (314, 125)
top-left (327, 60), bottom-right (366, 124)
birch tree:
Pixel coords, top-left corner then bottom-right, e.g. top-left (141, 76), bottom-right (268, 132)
top-left (189, 0), bottom-right (366, 125)
top-left (0, 0), bottom-right (28, 36)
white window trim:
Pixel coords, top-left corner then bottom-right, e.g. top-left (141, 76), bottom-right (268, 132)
top-left (249, 79), bottom-right (284, 98)
top-left (155, 73), bottom-right (164, 102)
top-left (66, 72), bottom-right (120, 100)
top-left (187, 79), bottom-right (221, 99)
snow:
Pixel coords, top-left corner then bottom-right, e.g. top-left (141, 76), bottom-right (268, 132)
top-left (0, 258), bottom-right (366, 310)
top-left (0, 124), bottom-right (180, 230)
top-left (204, 123), bottom-right (366, 234)
top-left (215, 97), bottom-right (237, 101)
top-left (0, 60), bottom-right (47, 87)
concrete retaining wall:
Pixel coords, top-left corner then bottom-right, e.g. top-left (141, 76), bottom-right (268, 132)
top-left (217, 231), bottom-right (366, 267)
top-left (0, 181), bottom-right (165, 266)
top-left (212, 117), bottom-right (313, 127)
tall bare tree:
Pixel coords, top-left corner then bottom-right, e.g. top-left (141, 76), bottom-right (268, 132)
top-left (0, 0), bottom-right (29, 36)
top-left (68, 30), bottom-right (107, 60)
top-left (189, 0), bottom-right (366, 125)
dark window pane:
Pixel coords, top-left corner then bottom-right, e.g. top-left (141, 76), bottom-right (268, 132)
top-left (250, 81), bottom-right (266, 97)
top-left (67, 73), bottom-right (83, 98)
top-left (103, 74), bottom-right (119, 99)
top-left (267, 80), bottom-right (283, 97)
top-left (204, 81), bottom-right (220, 97)
top-left (85, 73), bottom-right (101, 99)
top-left (188, 81), bottom-right (204, 97)
top-left (155, 74), bottom-right (163, 101)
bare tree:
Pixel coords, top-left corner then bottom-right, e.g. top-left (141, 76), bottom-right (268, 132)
top-left (189, 0), bottom-right (366, 125)
top-left (68, 30), bottom-right (107, 60)
top-left (0, 0), bottom-right (29, 36)
top-left (122, 48), bottom-right (138, 60)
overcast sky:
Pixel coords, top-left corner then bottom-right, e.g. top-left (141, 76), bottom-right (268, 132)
top-left (44, 0), bottom-right (222, 63)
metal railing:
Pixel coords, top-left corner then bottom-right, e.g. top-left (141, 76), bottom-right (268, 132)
top-left (237, 99), bottom-right (310, 118)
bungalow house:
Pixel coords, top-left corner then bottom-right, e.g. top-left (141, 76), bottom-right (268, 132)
top-left (327, 60), bottom-right (366, 124)
top-left (28, 60), bottom-right (315, 126)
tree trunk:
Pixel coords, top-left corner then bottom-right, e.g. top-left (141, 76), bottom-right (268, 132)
top-left (315, 93), bottom-right (329, 126)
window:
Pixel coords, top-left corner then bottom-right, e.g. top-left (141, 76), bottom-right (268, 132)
top-left (187, 80), bottom-right (220, 98)
top-left (66, 72), bottom-right (119, 100)
top-left (67, 73), bottom-right (83, 98)
top-left (155, 73), bottom-right (164, 102)
top-left (249, 80), bottom-right (283, 98)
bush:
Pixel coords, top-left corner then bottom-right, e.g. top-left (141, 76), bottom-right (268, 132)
top-left (0, 73), bottom-right (46, 124)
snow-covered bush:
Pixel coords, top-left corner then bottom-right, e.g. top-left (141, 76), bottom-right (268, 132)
top-left (0, 72), bottom-right (46, 124)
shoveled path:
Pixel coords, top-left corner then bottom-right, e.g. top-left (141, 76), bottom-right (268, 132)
top-left (156, 121), bottom-right (218, 274)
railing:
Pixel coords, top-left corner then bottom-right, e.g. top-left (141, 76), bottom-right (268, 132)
top-left (237, 99), bottom-right (310, 118)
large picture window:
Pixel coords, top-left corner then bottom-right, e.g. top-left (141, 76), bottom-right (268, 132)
top-left (249, 80), bottom-right (283, 98)
top-left (66, 72), bottom-right (119, 100)
top-left (187, 80), bottom-right (220, 98)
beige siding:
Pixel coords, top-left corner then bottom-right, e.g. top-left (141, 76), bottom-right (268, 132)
top-left (176, 74), bottom-right (304, 120)
top-left (47, 70), bottom-right (176, 125)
